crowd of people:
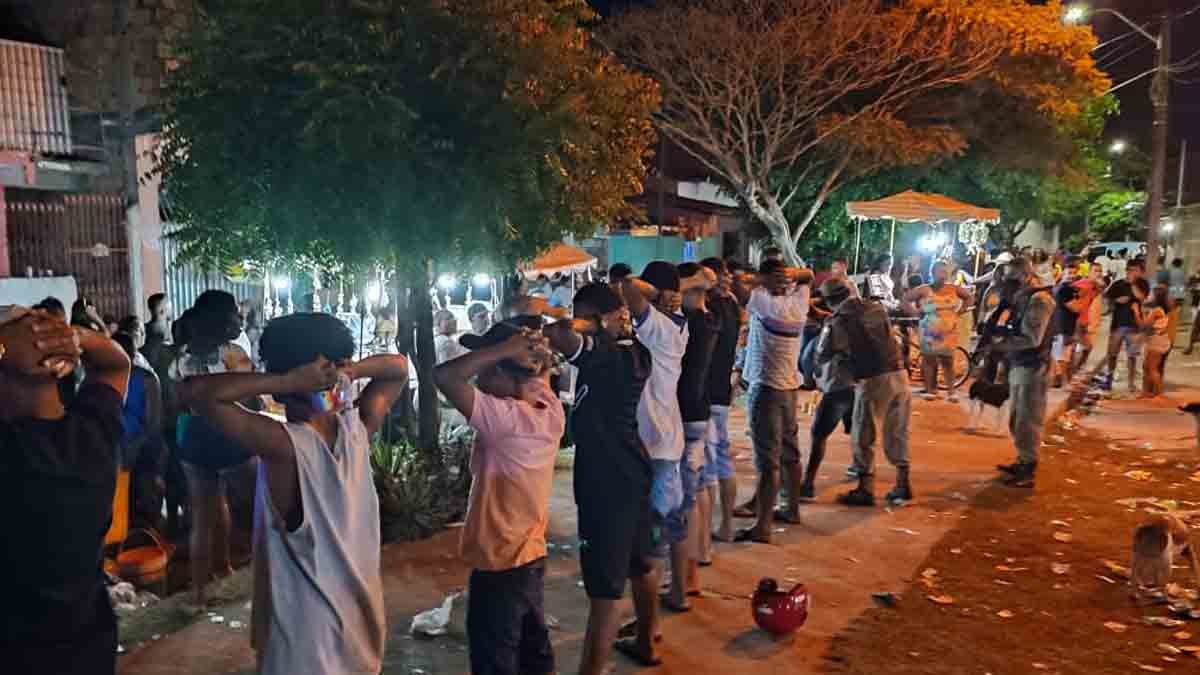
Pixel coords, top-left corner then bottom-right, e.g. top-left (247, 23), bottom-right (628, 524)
top-left (3, 240), bottom-right (1197, 675)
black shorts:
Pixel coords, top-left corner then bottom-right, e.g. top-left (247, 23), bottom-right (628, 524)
top-left (577, 491), bottom-right (656, 600)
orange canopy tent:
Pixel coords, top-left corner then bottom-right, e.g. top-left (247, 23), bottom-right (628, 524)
top-left (846, 190), bottom-right (1001, 224)
top-left (521, 242), bottom-right (598, 279)
top-left (844, 190), bottom-right (1001, 272)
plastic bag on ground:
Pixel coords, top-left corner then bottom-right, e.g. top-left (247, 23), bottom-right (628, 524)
top-left (410, 593), bottom-right (460, 637)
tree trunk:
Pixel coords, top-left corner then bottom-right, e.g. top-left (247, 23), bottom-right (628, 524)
top-left (410, 261), bottom-right (439, 451)
top-left (385, 270), bottom-right (416, 444)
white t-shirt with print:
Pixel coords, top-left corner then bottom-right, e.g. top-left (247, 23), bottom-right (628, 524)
top-left (634, 305), bottom-right (688, 461)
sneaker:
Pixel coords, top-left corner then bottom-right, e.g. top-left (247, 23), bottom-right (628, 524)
top-left (921, 393), bottom-right (937, 402)
top-left (946, 394), bottom-right (960, 404)
top-left (1001, 466), bottom-right (1036, 488)
top-left (798, 483), bottom-right (816, 501)
top-left (845, 466), bottom-right (861, 478)
top-left (836, 488), bottom-right (876, 507)
top-left (995, 462), bottom-right (1021, 475)
top-left (885, 484), bottom-right (913, 504)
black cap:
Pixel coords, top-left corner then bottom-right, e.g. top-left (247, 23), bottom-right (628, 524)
top-left (641, 261), bottom-right (680, 293)
top-left (573, 282), bottom-right (623, 315)
top-left (459, 315), bottom-right (543, 351)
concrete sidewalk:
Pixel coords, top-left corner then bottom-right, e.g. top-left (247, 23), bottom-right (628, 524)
top-left (118, 384), bottom-right (1068, 675)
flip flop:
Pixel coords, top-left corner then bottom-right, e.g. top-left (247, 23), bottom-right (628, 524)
top-left (617, 620), bottom-right (663, 643)
top-left (614, 637), bottom-right (663, 667)
top-left (658, 594), bottom-right (692, 612)
top-left (733, 528), bottom-right (770, 544)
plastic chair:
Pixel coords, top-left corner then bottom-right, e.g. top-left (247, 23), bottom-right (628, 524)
top-left (104, 468), bottom-right (175, 596)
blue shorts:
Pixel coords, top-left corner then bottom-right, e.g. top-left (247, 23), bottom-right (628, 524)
top-left (1110, 326), bottom-right (1143, 358)
top-left (652, 425), bottom-right (706, 555)
top-left (704, 405), bottom-right (734, 484)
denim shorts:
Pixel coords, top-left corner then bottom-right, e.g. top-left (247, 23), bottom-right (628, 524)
top-left (704, 405), bottom-right (734, 485)
top-left (652, 429), bottom-right (707, 556)
top-left (1110, 326), bottom-right (1143, 358)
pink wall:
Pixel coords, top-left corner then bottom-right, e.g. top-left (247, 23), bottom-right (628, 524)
top-left (0, 186), bottom-right (9, 277)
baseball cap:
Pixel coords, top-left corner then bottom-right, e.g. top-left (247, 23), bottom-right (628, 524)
top-left (641, 261), bottom-right (680, 293)
top-left (458, 315), bottom-right (543, 351)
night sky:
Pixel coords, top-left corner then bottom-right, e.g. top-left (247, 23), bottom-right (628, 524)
top-left (593, 0), bottom-right (1200, 200)
top-left (1, 0), bottom-right (1196, 198)
top-left (1092, 0), bottom-right (1199, 200)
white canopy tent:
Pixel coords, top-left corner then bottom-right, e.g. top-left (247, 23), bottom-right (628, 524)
top-left (845, 190), bottom-right (1001, 273)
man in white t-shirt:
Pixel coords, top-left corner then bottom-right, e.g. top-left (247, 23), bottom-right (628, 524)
top-left (735, 258), bottom-right (813, 544)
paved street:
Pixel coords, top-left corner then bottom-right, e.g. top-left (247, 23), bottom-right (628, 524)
top-left (119, 381), bottom-right (1070, 675)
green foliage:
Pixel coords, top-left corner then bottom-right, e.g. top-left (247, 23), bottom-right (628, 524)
top-left (1088, 191), bottom-right (1147, 242)
top-left (158, 0), bottom-right (658, 273)
top-left (371, 436), bottom-right (471, 543)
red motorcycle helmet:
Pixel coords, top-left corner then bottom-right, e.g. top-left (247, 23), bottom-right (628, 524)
top-left (752, 577), bottom-right (810, 636)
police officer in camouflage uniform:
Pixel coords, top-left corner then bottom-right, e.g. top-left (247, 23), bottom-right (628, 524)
top-left (987, 257), bottom-right (1056, 488)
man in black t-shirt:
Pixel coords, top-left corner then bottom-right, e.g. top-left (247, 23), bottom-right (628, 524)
top-left (0, 307), bottom-right (131, 675)
top-left (544, 284), bottom-right (660, 672)
top-left (1104, 260), bottom-right (1147, 392)
top-left (667, 262), bottom-right (718, 611)
top-left (699, 257), bottom-right (743, 550)
top-left (1051, 259), bottom-right (1082, 387)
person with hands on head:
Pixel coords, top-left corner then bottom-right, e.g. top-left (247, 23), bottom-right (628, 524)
top-left (542, 284), bottom-right (660, 673)
top-left (699, 257), bottom-right (743, 549)
top-left (433, 318), bottom-right (564, 675)
top-left (734, 257), bottom-right (814, 542)
top-left (1, 306), bottom-right (130, 675)
top-left (607, 261), bottom-right (695, 656)
top-left (179, 313), bottom-right (408, 675)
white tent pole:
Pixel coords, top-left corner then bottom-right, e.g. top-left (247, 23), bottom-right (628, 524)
top-left (889, 218), bottom-right (896, 259)
top-left (853, 218), bottom-right (862, 275)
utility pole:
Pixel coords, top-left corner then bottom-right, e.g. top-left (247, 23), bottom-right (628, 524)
top-left (1145, 10), bottom-right (1171, 279)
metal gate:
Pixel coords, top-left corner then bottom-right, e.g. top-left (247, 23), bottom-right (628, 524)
top-left (161, 223), bottom-right (263, 313)
top-left (6, 189), bottom-right (129, 317)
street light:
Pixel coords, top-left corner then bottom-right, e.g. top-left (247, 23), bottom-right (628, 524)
top-left (1065, 2), bottom-right (1171, 279)
top-left (1110, 140), bottom-right (1128, 155)
top-left (1064, 4), bottom-right (1160, 47)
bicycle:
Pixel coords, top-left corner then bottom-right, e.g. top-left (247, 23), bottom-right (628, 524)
top-left (891, 317), bottom-right (971, 391)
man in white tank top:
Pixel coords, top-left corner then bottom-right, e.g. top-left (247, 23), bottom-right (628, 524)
top-left (181, 313), bottom-right (409, 675)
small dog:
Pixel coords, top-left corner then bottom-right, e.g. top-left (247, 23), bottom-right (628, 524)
top-left (1131, 514), bottom-right (1200, 605)
top-left (965, 380), bottom-right (1010, 433)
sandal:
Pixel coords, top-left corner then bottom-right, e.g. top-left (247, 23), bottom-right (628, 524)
top-left (614, 637), bottom-right (663, 667)
top-left (617, 620), bottom-right (663, 643)
top-left (659, 593), bottom-right (692, 612)
top-left (733, 528), bottom-right (770, 544)
top-left (732, 505), bottom-right (756, 518)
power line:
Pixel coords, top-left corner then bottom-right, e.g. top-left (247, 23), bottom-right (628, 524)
top-left (1098, 40), bottom-right (1152, 70)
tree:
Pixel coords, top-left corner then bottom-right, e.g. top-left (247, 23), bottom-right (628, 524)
top-left (159, 0), bottom-right (658, 448)
top-left (605, 0), bottom-right (1109, 265)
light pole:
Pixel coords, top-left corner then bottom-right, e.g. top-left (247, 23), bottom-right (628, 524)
top-left (1066, 4), bottom-right (1170, 278)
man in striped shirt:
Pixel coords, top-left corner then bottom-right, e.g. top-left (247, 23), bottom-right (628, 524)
top-left (735, 258), bottom-right (813, 543)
